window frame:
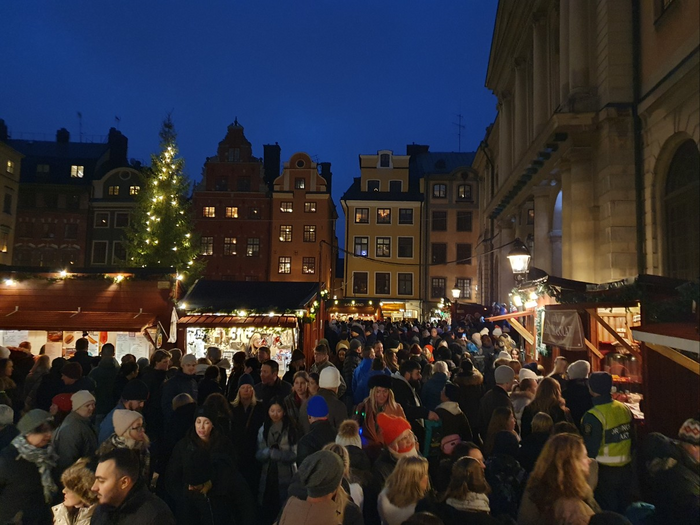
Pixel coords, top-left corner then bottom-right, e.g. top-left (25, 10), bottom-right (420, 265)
top-left (303, 225), bottom-right (316, 243)
top-left (246, 238), bottom-right (260, 257)
top-left (456, 278), bottom-right (472, 300)
top-left (431, 277), bottom-right (446, 299)
top-left (294, 178), bottom-right (306, 189)
top-left (456, 211), bottom-right (472, 232)
top-left (352, 272), bottom-right (369, 295)
top-left (432, 211), bottom-right (447, 232)
top-left (456, 243), bottom-right (472, 265)
top-left (375, 272), bottom-right (390, 295)
top-left (431, 243), bottom-right (447, 264)
top-left (302, 256), bottom-right (316, 274)
top-left (398, 208), bottom-right (413, 225)
top-left (114, 212), bottom-right (130, 228)
top-left (223, 237), bottom-right (237, 256)
top-left (456, 184), bottom-right (472, 202)
top-left (432, 183), bottom-right (447, 198)
top-left (225, 206), bottom-right (239, 218)
top-left (377, 208), bottom-right (391, 224)
top-left (278, 256), bottom-right (292, 274)
top-left (279, 225), bottom-right (293, 242)
top-left (112, 241), bottom-right (126, 265)
top-left (376, 237), bottom-right (391, 258)
top-left (280, 202), bottom-right (294, 213)
top-left (202, 206), bottom-right (216, 218)
top-left (200, 236), bottom-right (214, 255)
top-left (129, 185), bottom-right (140, 196)
top-left (108, 185), bottom-right (120, 196)
top-left (397, 237), bottom-right (413, 258)
top-left (354, 208), bottom-right (369, 224)
top-left (91, 240), bottom-right (108, 265)
top-left (398, 273), bottom-right (413, 296)
top-left (304, 202), bottom-right (317, 213)
top-left (354, 236), bottom-right (369, 257)
top-left (70, 165), bottom-right (84, 179)
top-left (367, 180), bottom-right (380, 192)
top-left (94, 212), bottom-right (110, 228)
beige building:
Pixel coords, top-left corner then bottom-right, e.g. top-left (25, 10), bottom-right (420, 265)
top-left (0, 136), bottom-right (22, 265)
top-left (473, 0), bottom-right (699, 304)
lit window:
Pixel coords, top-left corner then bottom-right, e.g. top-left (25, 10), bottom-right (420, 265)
top-left (0, 231), bottom-right (8, 253)
top-left (295, 178), bottom-right (305, 189)
top-left (457, 184), bottom-right (472, 201)
top-left (433, 184), bottom-right (447, 198)
top-left (108, 186), bottom-right (120, 196)
top-left (246, 238), bottom-right (260, 257)
top-left (201, 237), bottom-right (214, 255)
top-left (203, 206), bottom-right (216, 218)
top-left (377, 208), bottom-right (391, 224)
top-left (6, 160), bottom-right (14, 174)
top-left (355, 208), bottom-right (369, 223)
top-left (115, 212), bottom-right (130, 228)
top-left (94, 212), bottom-right (109, 228)
top-left (71, 165), bottom-right (84, 178)
top-left (354, 237), bottom-right (368, 257)
top-left (376, 237), bottom-right (391, 257)
top-left (304, 202), bottom-right (317, 213)
top-left (303, 225), bottom-right (316, 242)
top-left (278, 256), bottom-right (291, 274)
top-left (224, 237), bottom-right (237, 255)
top-left (280, 225), bottom-right (292, 242)
top-left (129, 186), bottom-right (140, 195)
top-left (281, 202), bottom-right (293, 213)
top-left (302, 257), bottom-right (315, 274)
top-left (225, 207), bottom-right (238, 218)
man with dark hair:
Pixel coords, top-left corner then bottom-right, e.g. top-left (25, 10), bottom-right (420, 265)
top-left (89, 343), bottom-right (121, 426)
top-left (310, 344), bottom-right (346, 398)
top-left (91, 448), bottom-right (174, 524)
top-left (69, 337), bottom-right (94, 376)
top-left (98, 379), bottom-right (149, 443)
top-left (392, 360), bottom-right (438, 444)
top-left (140, 350), bottom-right (171, 444)
top-left (254, 359), bottom-right (292, 408)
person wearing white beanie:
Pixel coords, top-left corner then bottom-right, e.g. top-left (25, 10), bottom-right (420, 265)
top-left (567, 360), bottom-right (590, 380)
top-left (519, 368), bottom-right (539, 382)
top-left (97, 409), bottom-right (151, 480)
top-left (563, 361), bottom-right (593, 430)
top-left (54, 391), bottom-right (97, 473)
top-left (298, 367), bottom-right (349, 434)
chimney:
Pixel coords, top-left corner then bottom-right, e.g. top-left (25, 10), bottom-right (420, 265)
top-left (108, 127), bottom-right (128, 165)
top-left (263, 143), bottom-right (281, 191)
top-left (319, 162), bottom-right (332, 195)
top-left (0, 119), bottom-right (7, 142)
top-left (56, 128), bottom-right (70, 143)
top-left (406, 143), bottom-right (429, 157)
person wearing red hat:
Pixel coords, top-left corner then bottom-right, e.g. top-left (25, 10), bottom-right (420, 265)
top-left (50, 393), bottom-right (74, 427)
top-left (354, 374), bottom-right (405, 457)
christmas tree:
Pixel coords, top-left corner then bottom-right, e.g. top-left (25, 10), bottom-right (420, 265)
top-left (125, 116), bottom-right (200, 280)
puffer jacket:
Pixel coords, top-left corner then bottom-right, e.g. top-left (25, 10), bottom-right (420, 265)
top-left (52, 503), bottom-right (95, 525)
top-left (54, 411), bottom-right (98, 473)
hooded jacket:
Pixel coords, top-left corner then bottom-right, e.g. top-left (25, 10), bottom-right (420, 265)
top-left (91, 482), bottom-right (174, 525)
top-left (434, 400), bottom-right (473, 442)
top-left (452, 370), bottom-right (484, 435)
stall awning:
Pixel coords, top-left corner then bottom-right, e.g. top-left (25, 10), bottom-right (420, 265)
top-left (179, 314), bottom-right (298, 329)
top-left (0, 310), bottom-right (156, 332)
top-left (632, 324), bottom-right (700, 355)
top-left (327, 306), bottom-right (376, 315)
top-left (181, 280), bottom-right (318, 312)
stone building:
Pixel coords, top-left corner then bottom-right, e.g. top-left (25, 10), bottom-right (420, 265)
top-left (0, 123), bottom-right (21, 266)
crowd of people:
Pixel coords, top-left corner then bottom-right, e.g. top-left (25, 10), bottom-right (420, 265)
top-left (0, 318), bottom-right (698, 525)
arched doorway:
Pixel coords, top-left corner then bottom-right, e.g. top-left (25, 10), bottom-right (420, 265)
top-left (664, 140), bottom-right (699, 280)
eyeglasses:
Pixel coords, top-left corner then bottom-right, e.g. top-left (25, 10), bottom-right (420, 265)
top-left (129, 425), bottom-right (145, 432)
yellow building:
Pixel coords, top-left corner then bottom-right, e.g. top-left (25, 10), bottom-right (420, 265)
top-left (341, 150), bottom-right (422, 320)
top-left (0, 130), bottom-right (22, 265)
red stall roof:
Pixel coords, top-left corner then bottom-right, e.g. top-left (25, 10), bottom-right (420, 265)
top-left (178, 314), bottom-right (298, 329)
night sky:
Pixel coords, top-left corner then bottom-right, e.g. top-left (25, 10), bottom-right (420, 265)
top-left (2, 1), bottom-right (498, 244)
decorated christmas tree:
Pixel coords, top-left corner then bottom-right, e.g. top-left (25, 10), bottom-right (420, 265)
top-left (125, 116), bottom-right (200, 279)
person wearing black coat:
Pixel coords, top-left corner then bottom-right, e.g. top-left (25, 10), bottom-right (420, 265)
top-left (161, 357), bottom-right (198, 422)
top-left (230, 375), bottom-right (266, 499)
top-left (391, 360), bottom-right (435, 446)
top-left (197, 366), bottom-right (224, 405)
top-left (68, 338), bottom-right (94, 377)
top-left (34, 357), bottom-right (67, 411)
top-left (155, 397), bottom-right (197, 475)
top-left (563, 377), bottom-right (593, 430)
top-left (452, 361), bottom-right (484, 437)
top-left (296, 396), bottom-right (336, 466)
top-left (477, 366), bottom-right (515, 442)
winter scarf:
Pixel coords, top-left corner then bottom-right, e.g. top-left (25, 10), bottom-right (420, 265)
top-left (446, 492), bottom-right (491, 513)
top-left (11, 434), bottom-right (58, 503)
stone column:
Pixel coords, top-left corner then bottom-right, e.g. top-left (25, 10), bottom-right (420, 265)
top-left (559, 0), bottom-right (570, 105)
top-left (499, 220), bottom-right (516, 300)
top-left (498, 94), bottom-right (512, 179)
top-left (559, 160), bottom-right (573, 278)
top-left (514, 59), bottom-right (528, 163)
top-left (569, 0), bottom-right (590, 95)
top-left (532, 185), bottom-right (553, 274)
top-left (532, 13), bottom-right (549, 136)
top-left (568, 151), bottom-right (596, 283)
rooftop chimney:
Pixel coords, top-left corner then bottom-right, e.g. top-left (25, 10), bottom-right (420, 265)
top-left (319, 162), bottom-right (332, 195)
top-left (0, 119), bottom-right (8, 142)
top-left (263, 143), bottom-right (281, 191)
top-left (406, 143), bottom-right (429, 157)
top-left (56, 128), bottom-right (70, 143)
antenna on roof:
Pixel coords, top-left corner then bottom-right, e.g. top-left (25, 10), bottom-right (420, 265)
top-left (453, 113), bottom-right (465, 152)
top-left (115, 116), bottom-right (121, 129)
top-left (77, 111), bottom-right (83, 142)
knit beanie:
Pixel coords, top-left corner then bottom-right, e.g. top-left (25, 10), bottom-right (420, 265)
top-left (519, 367), bottom-right (538, 382)
top-left (71, 390), bottom-right (96, 412)
top-left (0, 405), bottom-right (14, 426)
top-left (567, 360), bottom-right (591, 380)
top-left (348, 339), bottom-right (362, 352)
top-left (443, 383), bottom-right (460, 402)
top-left (17, 409), bottom-right (51, 434)
top-left (376, 412), bottom-right (412, 447)
top-left (307, 395), bottom-right (329, 418)
top-left (588, 372), bottom-right (612, 396)
top-left (238, 373), bottom-right (255, 388)
top-left (298, 450), bottom-right (344, 498)
top-left (61, 362), bottom-right (83, 380)
top-left (181, 354), bottom-right (197, 366)
top-left (678, 417), bottom-right (700, 446)
top-left (52, 393), bottom-right (73, 413)
top-left (319, 366), bottom-right (341, 389)
top-left (496, 350), bottom-right (511, 361)
top-left (523, 362), bottom-right (539, 374)
top-left (492, 327), bottom-right (503, 338)
top-left (121, 379), bottom-right (149, 401)
top-left (112, 409), bottom-right (142, 437)
top-left (337, 341), bottom-right (350, 352)
top-left (194, 406), bottom-right (217, 425)
top-left (494, 365), bottom-right (515, 385)
top-left (368, 374), bottom-right (392, 390)
top-left (335, 420), bottom-right (362, 449)
top-left (0, 346), bottom-right (10, 359)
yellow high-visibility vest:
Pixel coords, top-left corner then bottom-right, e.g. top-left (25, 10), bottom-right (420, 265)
top-left (588, 400), bottom-right (632, 466)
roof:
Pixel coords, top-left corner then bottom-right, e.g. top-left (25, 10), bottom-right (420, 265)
top-left (179, 314), bottom-right (298, 329)
top-left (8, 139), bottom-right (110, 161)
top-left (409, 152), bottom-right (476, 179)
top-left (181, 280), bottom-right (319, 312)
top-left (0, 310), bottom-right (156, 332)
top-left (340, 177), bottom-right (423, 202)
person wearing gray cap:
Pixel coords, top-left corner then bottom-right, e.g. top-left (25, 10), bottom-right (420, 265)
top-left (477, 365), bottom-right (516, 441)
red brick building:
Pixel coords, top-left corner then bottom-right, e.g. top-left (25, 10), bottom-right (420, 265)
top-left (193, 121), bottom-right (271, 280)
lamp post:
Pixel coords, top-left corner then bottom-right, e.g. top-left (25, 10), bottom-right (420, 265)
top-left (451, 282), bottom-right (461, 323)
top-left (507, 238), bottom-right (532, 283)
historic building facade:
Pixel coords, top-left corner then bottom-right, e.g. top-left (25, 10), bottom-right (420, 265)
top-left (473, 0), bottom-right (699, 305)
top-left (0, 125), bottom-right (21, 266)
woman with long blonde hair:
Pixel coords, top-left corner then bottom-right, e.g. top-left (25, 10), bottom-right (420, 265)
top-left (378, 455), bottom-right (430, 525)
top-left (518, 432), bottom-right (600, 525)
top-left (520, 377), bottom-right (573, 438)
top-left (354, 374), bottom-right (405, 453)
top-left (323, 442), bottom-right (364, 512)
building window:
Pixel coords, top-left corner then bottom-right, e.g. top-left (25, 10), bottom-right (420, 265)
top-left (431, 243), bottom-right (447, 264)
top-left (353, 272), bottom-right (368, 294)
top-left (294, 178), bottom-right (305, 189)
top-left (36, 164), bottom-right (50, 175)
top-left (398, 273), bottom-right (413, 295)
top-left (71, 165), bottom-right (84, 178)
top-left (6, 160), bottom-right (14, 174)
top-left (94, 212), bottom-right (109, 228)
top-left (41, 222), bottom-right (56, 239)
top-left (354, 236), bottom-right (368, 257)
top-left (0, 231), bottom-right (7, 253)
top-left (379, 153), bottom-right (390, 168)
top-left (129, 186), bottom-right (140, 195)
top-left (431, 277), bottom-right (446, 299)
top-left (367, 180), bottom-right (380, 192)
top-left (375, 272), bottom-right (390, 295)
top-left (215, 178), bottom-right (228, 191)
top-left (2, 194), bottom-right (11, 215)
top-left (376, 237), bottom-right (391, 257)
top-left (456, 243), bottom-right (472, 265)
top-left (92, 241), bottom-right (108, 265)
top-left (304, 202), bottom-right (317, 213)
top-left (225, 206), bottom-right (238, 218)
top-left (456, 211), bottom-right (472, 232)
top-left (398, 208), bottom-right (413, 225)
top-left (355, 208), bottom-right (369, 223)
top-left (108, 186), bottom-right (120, 196)
top-left (64, 223), bottom-right (78, 240)
top-left (389, 180), bottom-right (402, 192)
top-left (246, 238), bottom-right (260, 257)
top-left (432, 183), bottom-right (447, 198)
top-left (237, 177), bottom-right (250, 191)
top-left (303, 225), bottom-right (316, 242)
top-left (432, 211), bottom-right (447, 231)
top-left (112, 242), bottom-right (126, 264)
top-left (201, 236), bottom-right (214, 255)
top-left (398, 237), bottom-right (413, 258)
top-left (457, 184), bottom-right (472, 201)
top-left (281, 202), bottom-right (293, 213)
top-left (279, 225), bottom-right (292, 242)
top-left (115, 212), bottom-right (130, 228)
top-left (526, 209), bottom-right (535, 225)
top-left (377, 208), bottom-right (391, 224)
top-left (456, 278), bottom-right (472, 300)
top-left (202, 206), bottom-right (216, 218)
top-left (278, 256), bottom-right (291, 274)
top-left (224, 237), bottom-right (237, 255)
top-left (302, 257), bottom-right (315, 274)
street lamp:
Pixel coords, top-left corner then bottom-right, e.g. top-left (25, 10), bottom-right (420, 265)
top-left (507, 238), bottom-right (531, 282)
top-left (451, 283), bottom-right (461, 300)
